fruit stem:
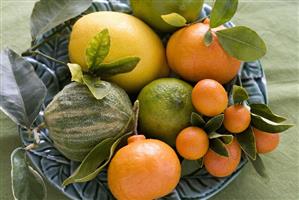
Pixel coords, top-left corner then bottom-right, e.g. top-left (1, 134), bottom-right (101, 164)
top-left (25, 143), bottom-right (37, 150)
top-left (25, 22), bottom-right (69, 53)
top-left (25, 125), bottom-right (42, 150)
top-left (22, 51), bottom-right (67, 66)
top-left (128, 135), bottom-right (145, 144)
top-left (188, 16), bottom-right (208, 26)
top-left (32, 126), bottom-right (41, 145)
top-left (237, 74), bottom-right (243, 87)
top-left (133, 100), bottom-right (140, 135)
top-left (37, 122), bottom-right (46, 130)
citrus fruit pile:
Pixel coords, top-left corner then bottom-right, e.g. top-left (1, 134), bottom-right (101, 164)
top-left (37, 0), bottom-right (294, 199)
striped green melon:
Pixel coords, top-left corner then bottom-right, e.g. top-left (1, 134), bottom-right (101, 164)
top-left (44, 82), bottom-right (133, 161)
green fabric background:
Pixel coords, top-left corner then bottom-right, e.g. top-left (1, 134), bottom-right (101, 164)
top-left (0, 0), bottom-right (298, 199)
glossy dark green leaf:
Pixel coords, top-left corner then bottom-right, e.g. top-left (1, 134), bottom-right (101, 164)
top-left (31, 0), bottom-right (92, 39)
top-left (86, 29), bottom-right (110, 70)
top-left (249, 154), bottom-right (269, 179)
top-left (190, 112), bottom-right (205, 127)
top-left (94, 57), bottom-right (140, 76)
top-left (250, 103), bottom-right (286, 123)
top-left (161, 13), bottom-right (187, 27)
top-left (221, 136), bottom-right (234, 144)
top-left (232, 85), bottom-right (249, 104)
top-left (209, 132), bottom-right (233, 144)
top-left (0, 48), bottom-right (47, 128)
top-left (204, 114), bottom-right (224, 133)
top-left (204, 30), bottom-right (213, 46)
top-left (63, 132), bottom-right (132, 186)
top-left (82, 75), bottom-right (111, 100)
top-left (181, 159), bottom-right (203, 177)
top-left (236, 127), bottom-right (256, 160)
top-left (11, 148), bottom-right (47, 200)
top-left (67, 63), bottom-right (83, 83)
top-left (216, 26), bottom-right (267, 61)
top-left (210, 0), bottom-right (238, 28)
top-left (210, 138), bottom-right (228, 157)
top-left (251, 113), bottom-right (293, 133)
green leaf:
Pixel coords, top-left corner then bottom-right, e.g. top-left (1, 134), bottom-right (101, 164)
top-left (210, 0), bottom-right (238, 28)
top-left (204, 114), bottom-right (224, 133)
top-left (67, 63), bottom-right (83, 83)
top-left (216, 26), bottom-right (267, 61)
top-left (190, 112), bottom-right (205, 127)
top-left (0, 48), bottom-right (47, 128)
top-left (63, 132), bottom-right (132, 186)
top-left (248, 154), bottom-right (269, 179)
top-left (221, 136), bottom-right (234, 144)
top-left (204, 30), bottom-right (213, 46)
top-left (250, 103), bottom-right (286, 123)
top-left (11, 148), bottom-right (47, 200)
top-left (181, 159), bottom-right (203, 177)
top-left (31, 0), bottom-right (92, 40)
top-left (210, 138), bottom-right (229, 157)
top-left (235, 127), bottom-right (256, 160)
top-left (62, 137), bottom-right (114, 186)
top-left (86, 29), bottom-right (110, 70)
top-left (82, 75), bottom-right (111, 100)
top-left (209, 132), bottom-right (233, 144)
top-left (232, 85), bottom-right (249, 104)
top-left (161, 13), bottom-right (187, 27)
top-left (251, 113), bottom-right (293, 133)
top-left (94, 56), bottom-right (140, 77)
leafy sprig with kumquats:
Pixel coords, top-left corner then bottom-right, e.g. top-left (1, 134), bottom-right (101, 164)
top-left (181, 85), bottom-right (293, 178)
top-left (162, 0), bottom-right (267, 62)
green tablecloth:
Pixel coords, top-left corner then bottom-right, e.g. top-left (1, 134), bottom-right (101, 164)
top-left (1, 0), bottom-right (298, 199)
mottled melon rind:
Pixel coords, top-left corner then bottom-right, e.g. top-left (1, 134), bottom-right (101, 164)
top-left (44, 82), bottom-right (133, 161)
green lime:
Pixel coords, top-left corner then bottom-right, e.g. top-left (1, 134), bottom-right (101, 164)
top-left (137, 78), bottom-right (194, 146)
top-left (130, 0), bottom-right (204, 33)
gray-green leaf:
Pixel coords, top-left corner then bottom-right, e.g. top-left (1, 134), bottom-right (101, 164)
top-left (0, 48), bottom-right (47, 128)
top-left (250, 103), bottom-right (286, 123)
top-left (248, 154), bottom-right (269, 179)
top-left (63, 132), bottom-right (132, 186)
top-left (210, 0), bottom-right (238, 28)
top-left (94, 57), bottom-right (140, 77)
top-left (210, 138), bottom-right (229, 157)
top-left (11, 148), bottom-right (47, 200)
top-left (251, 113), bottom-right (293, 133)
top-left (161, 13), bottom-right (187, 27)
top-left (67, 63), bottom-right (83, 83)
top-left (209, 132), bottom-right (233, 144)
top-left (216, 26), bottom-right (267, 61)
top-left (86, 29), bottom-right (110, 70)
top-left (204, 114), bottom-right (224, 133)
top-left (204, 30), bottom-right (213, 46)
top-left (190, 112), bottom-right (205, 127)
top-left (82, 75), bottom-right (111, 100)
top-left (232, 85), bottom-right (249, 104)
top-left (181, 159), bottom-right (203, 177)
top-left (236, 127), bottom-right (256, 160)
top-left (31, 0), bottom-right (92, 40)
top-left (63, 137), bottom-right (114, 186)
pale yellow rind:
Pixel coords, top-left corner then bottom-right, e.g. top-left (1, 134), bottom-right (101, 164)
top-left (69, 11), bottom-right (169, 93)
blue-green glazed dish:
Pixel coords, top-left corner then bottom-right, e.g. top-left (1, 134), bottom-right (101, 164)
top-left (19, 1), bottom-right (268, 199)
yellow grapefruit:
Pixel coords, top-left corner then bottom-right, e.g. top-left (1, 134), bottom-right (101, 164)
top-left (69, 11), bottom-right (169, 93)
